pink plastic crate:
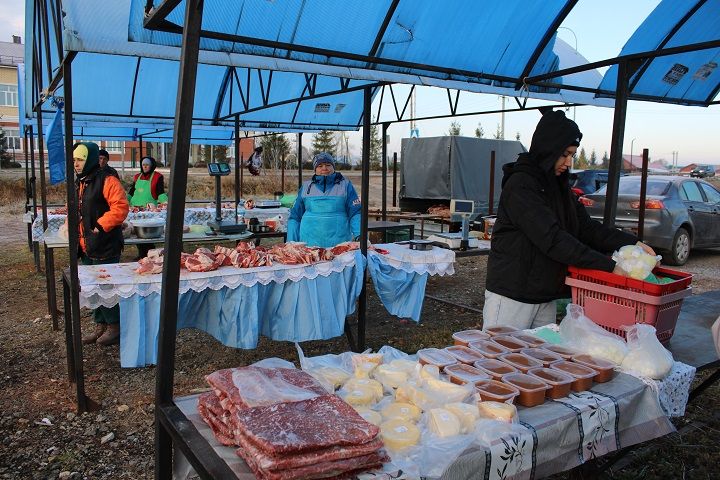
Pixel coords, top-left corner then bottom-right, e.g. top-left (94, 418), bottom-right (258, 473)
top-left (565, 276), bottom-right (692, 343)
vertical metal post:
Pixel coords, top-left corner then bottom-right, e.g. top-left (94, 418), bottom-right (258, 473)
top-left (139, 136), bottom-right (144, 159)
top-left (488, 150), bottom-right (496, 215)
top-left (637, 148), bottom-right (649, 241)
top-left (29, 125), bottom-right (41, 268)
top-left (392, 152), bottom-right (397, 208)
top-left (62, 56), bottom-right (89, 412)
top-left (381, 123), bottom-right (388, 221)
top-left (155, 1), bottom-right (204, 478)
top-left (36, 106), bottom-right (57, 320)
top-left (281, 156), bottom-right (286, 192)
top-left (62, 275), bottom-right (76, 383)
top-left (357, 87), bottom-right (372, 352)
top-left (234, 115), bottom-right (240, 218)
top-left (604, 60), bottom-right (631, 227)
top-left (297, 132), bottom-right (303, 189)
top-left (24, 128), bottom-right (32, 250)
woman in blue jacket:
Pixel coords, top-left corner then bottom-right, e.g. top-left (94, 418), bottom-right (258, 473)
top-left (287, 153), bottom-right (361, 247)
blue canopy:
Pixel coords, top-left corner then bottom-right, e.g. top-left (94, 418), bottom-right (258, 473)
top-left (598, 0), bottom-right (720, 106)
top-left (129, 0), bottom-right (613, 107)
top-left (24, 0), bottom-right (378, 132)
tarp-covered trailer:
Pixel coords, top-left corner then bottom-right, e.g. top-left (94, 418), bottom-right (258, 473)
top-left (399, 136), bottom-right (526, 215)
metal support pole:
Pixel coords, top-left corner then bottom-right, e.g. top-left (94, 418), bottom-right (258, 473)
top-left (381, 123), bottom-right (388, 221)
top-left (297, 132), bottom-right (303, 189)
top-left (139, 136), bottom-right (144, 159)
top-left (488, 150), bottom-right (496, 215)
top-left (62, 56), bottom-right (91, 413)
top-left (357, 87), bottom-right (372, 352)
top-left (604, 60), bottom-right (632, 227)
top-left (392, 152), bottom-right (397, 208)
top-left (62, 275), bottom-right (76, 384)
top-left (637, 148), bottom-right (649, 241)
top-left (281, 157), bottom-right (286, 192)
top-left (234, 115), bottom-right (240, 219)
top-left (36, 107), bottom-right (58, 323)
top-left (24, 128), bottom-right (32, 250)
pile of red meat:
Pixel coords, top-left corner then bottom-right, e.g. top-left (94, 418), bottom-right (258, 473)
top-left (198, 366), bottom-right (387, 479)
top-left (135, 241), bottom-right (386, 275)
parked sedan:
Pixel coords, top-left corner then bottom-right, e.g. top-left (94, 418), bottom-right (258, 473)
top-left (580, 176), bottom-right (720, 265)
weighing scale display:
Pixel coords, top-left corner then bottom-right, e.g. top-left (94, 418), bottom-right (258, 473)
top-left (450, 199), bottom-right (474, 215)
top-left (207, 163), bottom-right (231, 176)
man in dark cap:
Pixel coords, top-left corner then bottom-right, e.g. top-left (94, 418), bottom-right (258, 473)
top-left (484, 110), bottom-right (656, 330)
top-left (98, 148), bottom-right (119, 178)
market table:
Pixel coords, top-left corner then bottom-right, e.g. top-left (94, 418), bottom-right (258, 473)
top-left (171, 370), bottom-right (675, 480)
top-left (368, 220), bottom-right (415, 243)
top-left (76, 251), bottom-right (366, 367)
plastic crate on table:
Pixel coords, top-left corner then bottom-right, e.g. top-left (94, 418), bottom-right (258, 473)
top-left (565, 267), bottom-right (692, 343)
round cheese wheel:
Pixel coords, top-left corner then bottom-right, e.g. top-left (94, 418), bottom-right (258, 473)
top-left (380, 418), bottom-right (421, 450)
top-left (343, 378), bottom-right (383, 401)
top-left (381, 402), bottom-right (422, 423)
top-left (340, 385), bottom-right (376, 406)
top-left (353, 406), bottom-right (383, 426)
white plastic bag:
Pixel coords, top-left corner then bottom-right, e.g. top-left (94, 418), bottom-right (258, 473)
top-left (621, 324), bottom-right (674, 379)
top-left (559, 304), bottom-right (628, 364)
top-left (612, 244), bottom-right (662, 280)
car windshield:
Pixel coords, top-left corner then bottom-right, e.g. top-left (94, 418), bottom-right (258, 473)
top-left (596, 179), bottom-right (670, 196)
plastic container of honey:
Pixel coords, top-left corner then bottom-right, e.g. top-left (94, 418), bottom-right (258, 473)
top-left (444, 363), bottom-right (491, 385)
top-left (549, 361), bottom-right (597, 392)
top-left (484, 325), bottom-right (520, 337)
top-left (468, 340), bottom-right (511, 359)
top-left (491, 335), bottom-right (530, 353)
top-left (520, 348), bottom-right (564, 367)
top-left (417, 348), bottom-right (457, 370)
top-left (571, 354), bottom-right (615, 383)
top-left (527, 367), bottom-right (574, 399)
top-left (508, 331), bottom-right (547, 348)
top-left (501, 373), bottom-right (549, 407)
top-left (445, 345), bottom-right (485, 365)
top-left (497, 352), bottom-right (543, 373)
top-left (473, 358), bottom-right (519, 380)
top-left (452, 329), bottom-right (490, 346)
top-left (475, 379), bottom-right (520, 404)
top-left (542, 344), bottom-right (579, 360)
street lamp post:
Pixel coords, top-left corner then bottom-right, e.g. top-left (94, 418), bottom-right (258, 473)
top-left (630, 138), bottom-right (636, 172)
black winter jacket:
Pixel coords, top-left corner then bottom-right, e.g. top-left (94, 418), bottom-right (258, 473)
top-left (486, 111), bottom-right (637, 303)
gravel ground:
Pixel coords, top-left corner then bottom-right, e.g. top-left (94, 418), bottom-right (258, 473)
top-left (1, 184), bottom-right (719, 479)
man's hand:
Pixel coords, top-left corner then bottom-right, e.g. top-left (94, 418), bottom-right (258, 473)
top-left (636, 241), bottom-right (657, 257)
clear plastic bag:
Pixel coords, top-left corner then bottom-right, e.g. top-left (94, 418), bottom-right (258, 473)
top-left (621, 324), bottom-right (674, 379)
top-left (612, 244), bottom-right (662, 280)
top-left (558, 304), bottom-right (628, 364)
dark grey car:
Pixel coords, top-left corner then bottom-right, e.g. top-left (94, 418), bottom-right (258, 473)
top-left (580, 176), bottom-right (720, 265)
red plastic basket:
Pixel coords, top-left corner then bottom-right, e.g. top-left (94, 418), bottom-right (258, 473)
top-left (565, 268), bottom-right (692, 343)
top-left (567, 265), bottom-right (692, 296)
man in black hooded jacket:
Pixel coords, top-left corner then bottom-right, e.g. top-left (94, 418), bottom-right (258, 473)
top-left (484, 110), bottom-right (655, 329)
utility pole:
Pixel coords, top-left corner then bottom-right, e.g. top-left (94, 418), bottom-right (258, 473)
top-left (500, 96), bottom-right (506, 140)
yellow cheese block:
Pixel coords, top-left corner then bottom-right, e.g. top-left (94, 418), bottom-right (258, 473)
top-left (380, 418), bottom-right (421, 450)
top-left (477, 401), bottom-right (518, 423)
top-left (310, 366), bottom-right (350, 390)
top-left (343, 378), bottom-right (384, 402)
top-left (389, 359), bottom-right (418, 375)
top-left (420, 364), bottom-right (440, 381)
top-left (428, 408), bottom-right (462, 438)
top-left (444, 403), bottom-right (480, 433)
top-left (381, 402), bottom-right (422, 423)
top-left (424, 378), bottom-right (472, 404)
top-left (354, 361), bottom-right (378, 379)
top-left (352, 406), bottom-right (382, 426)
top-left (373, 364), bottom-right (409, 388)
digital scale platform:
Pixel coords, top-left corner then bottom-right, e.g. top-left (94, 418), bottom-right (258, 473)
top-left (426, 199), bottom-right (476, 250)
top-left (206, 163), bottom-right (247, 234)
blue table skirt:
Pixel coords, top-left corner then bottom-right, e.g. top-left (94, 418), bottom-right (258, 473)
top-left (367, 253), bottom-right (428, 322)
top-left (119, 252), bottom-right (366, 368)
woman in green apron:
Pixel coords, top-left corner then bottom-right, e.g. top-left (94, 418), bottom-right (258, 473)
top-left (127, 157), bottom-right (168, 258)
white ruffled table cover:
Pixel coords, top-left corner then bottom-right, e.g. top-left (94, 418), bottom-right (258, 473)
top-left (368, 243), bottom-right (456, 276)
top-left (33, 207), bottom-right (237, 242)
top-left (530, 323), bottom-right (695, 417)
top-left (77, 250), bottom-right (359, 309)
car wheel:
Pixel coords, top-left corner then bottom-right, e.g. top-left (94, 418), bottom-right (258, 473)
top-left (665, 227), bottom-right (690, 266)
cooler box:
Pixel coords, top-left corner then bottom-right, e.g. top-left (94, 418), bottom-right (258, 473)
top-left (565, 266), bottom-right (692, 343)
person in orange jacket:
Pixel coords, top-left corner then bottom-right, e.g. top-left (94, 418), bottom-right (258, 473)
top-left (73, 142), bottom-right (129, 346)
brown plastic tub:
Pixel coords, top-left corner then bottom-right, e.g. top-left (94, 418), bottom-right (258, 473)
top-left (497, 352), bottom-right (543, 373)
top-left (452, 329), bottom-right (490, 346)
top-left (445, 345), bottom-right (486, 365)
top-left (501, 373), bottom-right (549, 407)
top-left (508, 332), bottom-right (547, 348)
top-left (417, 348), bottom-right (456, 370)
top-left (473, 358), bottom-right (519, 380)
top-left (491, 335), bottom-right (530, 353)
top-left (468, 340), bottom-right (511, 359)
top-left (542, 344), bottom-right (579, 360)
top-left (475, 379), bottom-right (520, 404)
top-left (550, 361), bottom-right (597, 392)
top-left (527, 367), bottom-right (574, 399)
top-left (571, 354), bottom-right (616, 383)
top-left (521, 348), bottom-right (564, 367)
top-left (444, 363), bottom-right (491, 385)
top-left (484, 325), bottom-right (520, 337)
